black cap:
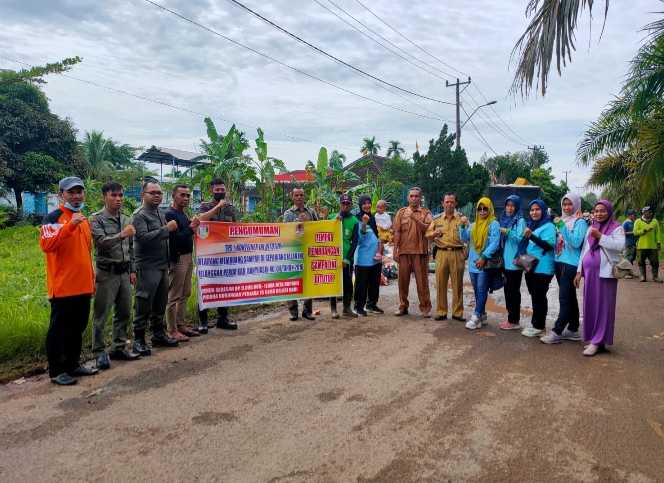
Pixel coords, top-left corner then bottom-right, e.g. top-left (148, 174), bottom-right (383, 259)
top-left (339, 193), bottom-right (352, 203)
top-left (627, 209), bottom-right (637, 215)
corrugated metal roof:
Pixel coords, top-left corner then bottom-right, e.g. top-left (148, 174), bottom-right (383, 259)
top-left (137, 146), bottom-right (211, 166)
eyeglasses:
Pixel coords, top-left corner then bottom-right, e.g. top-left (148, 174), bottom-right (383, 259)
top-left (477, 207), bottom-right (489, 212)
top-left (145, 191), bottom-right (163, 196)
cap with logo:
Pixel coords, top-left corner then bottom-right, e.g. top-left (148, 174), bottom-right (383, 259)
top-left (642, 206), bottom-right (653, 214)
top-left (339, 193), bottom-right (352, 203)
top-left (59, 177), bottom-right (85, 191)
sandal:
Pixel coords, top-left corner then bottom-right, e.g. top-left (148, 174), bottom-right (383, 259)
top-left (178, 326), bottom-right (200, 337)
top-left (168, 331), bottom-right (189, 342)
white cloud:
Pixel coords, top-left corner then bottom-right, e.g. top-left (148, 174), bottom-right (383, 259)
top-left (1, 0), bottom-right (657, 194)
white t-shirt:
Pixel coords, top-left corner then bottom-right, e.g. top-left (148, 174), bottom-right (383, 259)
top-left (375, 212), bottom-right (392, 230)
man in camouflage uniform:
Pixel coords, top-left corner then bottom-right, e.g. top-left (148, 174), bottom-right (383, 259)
top-left (89, 181), bottom-right (142, 369)
top-left (131, 181), bottom-right (180, 354)
top-left (196, 178), bottom-right (237, 331)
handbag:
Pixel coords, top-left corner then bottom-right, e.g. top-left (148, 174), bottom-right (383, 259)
top-left (513, 253), bottom-right (539, 273)
top-left (483, 251), bottom-right (504, 272)
top-left (599, 246), bottom-right (622, 279)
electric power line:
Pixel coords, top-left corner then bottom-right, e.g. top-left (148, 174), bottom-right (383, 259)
top-left (142, 0), bottom-right (454, 123)
top-left (0, 55), bottom-right (356, 150)
top-left (353, 0), bottom-right (469, 78)
top-left (222, 0), bottom-right (455, 105)
top-left (461, 105), bottom-right (497, 155)
top-left (317, 0), bottom-right (456, 81)
top-left (461, 92), bottom-right (528, 146)
top-left (352, 0), bottom-right (534, 147)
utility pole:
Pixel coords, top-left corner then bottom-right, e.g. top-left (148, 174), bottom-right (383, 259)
top-left (562, 170), bottom-right (571, 184)
top-left (528, 145), bottom-right (545, 169)
top-left (446, 77), bottom-right (472, 149)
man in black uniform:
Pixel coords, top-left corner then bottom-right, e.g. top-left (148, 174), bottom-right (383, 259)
top-left (196, 178), bottom-right (237, 331)
top-left (89, 181), bottom-right (141, 369)
top-left (130, 181), bottom-right (180, 354)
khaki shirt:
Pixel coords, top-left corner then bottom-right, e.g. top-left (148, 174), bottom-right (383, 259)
top-left (198, 200), bottom-right (236, 222)
top-left (425, 212), bottom-right (464, 249)
top-left (283, 206), bottom-right (318, 223)
top-left (89, 207), bottom-right (135, 272)
top-left (394, 206), bottom-right (433, 255)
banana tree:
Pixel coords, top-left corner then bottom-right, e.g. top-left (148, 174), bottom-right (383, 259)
top-left (246, 128), bottom-right (289, 221)
top-left (304, 147), bottom-right (373, 218)
top-left (183, 118), bottom-right (256, 208)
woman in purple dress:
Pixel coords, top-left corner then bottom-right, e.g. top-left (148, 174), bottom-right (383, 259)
top-left (574, 201), bottom-right (626, 356)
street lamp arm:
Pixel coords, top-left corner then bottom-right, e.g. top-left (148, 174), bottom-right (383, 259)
top-left (460, 101), bottom-right (497, 129)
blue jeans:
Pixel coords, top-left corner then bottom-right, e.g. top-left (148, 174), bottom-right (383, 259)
top-left (552, 262), bottom-right (579, 335)
top-left (469, 271), bottom-right (490, 318)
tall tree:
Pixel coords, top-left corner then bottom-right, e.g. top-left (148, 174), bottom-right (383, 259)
top-left (360, 136), bottom-right (381, 155)
top-left (0, 58), bottom-right (86, 214)
top-left (386, 140), bottom-right (405, 160)
top-left (413, 124), bottom-right (489, 207)
top-left (480, 151), bottom-right (532, 184)
top-left (81, 130), bottom-right (114, 180)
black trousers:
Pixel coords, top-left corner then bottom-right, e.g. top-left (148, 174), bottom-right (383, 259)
top-left (199, 306), bottom-right (229, 323)
top-left (343, 263), bottom-right (354, 298)
top-left (46, 294), bottom-right (91, 378)
top-left (502, 268), bottom-right (523, 323)
top-left (552, 262), bottom-right (580, 335)
top-left (354, 263), bottom-right (381, 309)
top-left (524, 272), bottom-right (553, 330)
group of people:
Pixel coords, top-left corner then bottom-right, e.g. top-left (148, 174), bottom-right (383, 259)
top-left (40, 176), bottom-right (648, 386)
top-left (415, 189), bottom-right (629, 357)
top-left (41, 176), bottom-right (239, 385)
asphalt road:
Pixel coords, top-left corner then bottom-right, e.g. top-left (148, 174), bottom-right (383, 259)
top-left (1, 273), bottom-right (663, 483)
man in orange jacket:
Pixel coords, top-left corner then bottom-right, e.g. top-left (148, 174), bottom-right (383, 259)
top-left (40, 177), bottom-right (98, 385)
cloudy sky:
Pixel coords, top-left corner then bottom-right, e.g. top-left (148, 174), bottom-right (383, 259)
top-left (1, 0), bottom-right (659, 191)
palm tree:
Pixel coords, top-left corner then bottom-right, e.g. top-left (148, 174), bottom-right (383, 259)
top-left (360, 136), bottom-right (381, 156)
top-left (511, 0), bottom-right (610, 97)
top-left (577, 21), bottom-right (664, 211)
top-left (82, 130), bottom-right (115, 180)
top-left (386, 140), bottom-right (405, 160)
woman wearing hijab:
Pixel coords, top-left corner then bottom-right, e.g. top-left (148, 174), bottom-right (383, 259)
top-left (353, 195), bottom-right (383, 316)
top-left (498, 195), bottom-right (527, 330)
top-left (574, 201), bottom-right (625, 356)
top-left (516, 200), bottom-right (556, 338)
top-left (541, 193), bottom-right (588, 344)
top-left (459, 197), bottom-right (500, 329)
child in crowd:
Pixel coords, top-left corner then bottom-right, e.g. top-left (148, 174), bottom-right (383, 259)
top-left (374, 199), bottom-right (392, 260)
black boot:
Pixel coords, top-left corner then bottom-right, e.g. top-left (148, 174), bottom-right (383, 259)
top-left (342, 293), bottom-right (357, 317)
top-left (330, 297), bottom-right (340, 319)
top-left (216, 314), bottom-right (238, 330)
top-left (133, 330), bottom-right (152, 356)
top-left (197, 309), bottom-right (209, 334)
top-left (151, 331), bottom-right (179, 347)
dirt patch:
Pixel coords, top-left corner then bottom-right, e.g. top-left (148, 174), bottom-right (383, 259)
top-left (192, 411), bottom-right (237, 425)
top-left (317, 389), bottom-right (344, 402)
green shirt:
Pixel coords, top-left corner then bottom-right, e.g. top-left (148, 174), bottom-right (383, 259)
top-left (329, 213), bottom-right (359, 262)
top-left (634, 218), bottom-right (661, 249)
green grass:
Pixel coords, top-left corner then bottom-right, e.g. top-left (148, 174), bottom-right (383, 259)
top-left (0, 226), bottom-right (262, 383)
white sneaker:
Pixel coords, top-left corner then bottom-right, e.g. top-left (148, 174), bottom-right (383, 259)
top-left (522, 327), bottom-right (545, 337)
top-left (466, 315), bottom-right (482, 330)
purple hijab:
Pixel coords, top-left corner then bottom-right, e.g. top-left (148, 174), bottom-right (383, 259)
top-left (588, 200), bottom-right (621, 253)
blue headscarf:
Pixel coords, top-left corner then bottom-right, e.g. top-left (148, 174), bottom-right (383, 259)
top-left (499, 195), bottom-right (523, 248)
top-left (515, 199), bottom-right (552, 256)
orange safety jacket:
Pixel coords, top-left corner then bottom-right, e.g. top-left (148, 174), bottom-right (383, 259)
top-left (40, 205), bottom-right (95, 299)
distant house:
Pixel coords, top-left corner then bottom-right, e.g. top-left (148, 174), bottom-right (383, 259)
top-left (342, 154), bottom-right (389, 181)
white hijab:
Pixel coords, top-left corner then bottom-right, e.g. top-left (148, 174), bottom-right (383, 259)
top-left (561, 193), bottom-right (582, 231)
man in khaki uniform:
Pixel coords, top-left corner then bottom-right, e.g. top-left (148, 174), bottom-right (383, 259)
top-left (425, 192), bottom-right (466, 322)
top-left (89, 181), bottom-right (141, 369)
top-left (393, 187), bottom-right (433, 318)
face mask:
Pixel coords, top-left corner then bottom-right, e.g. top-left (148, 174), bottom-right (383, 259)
top-left (339, 210), bottom-right (352, 218)
top-left (64, 202), bottom-right (83, 212)
top-left (214, 192), bottom-right (226, 202)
